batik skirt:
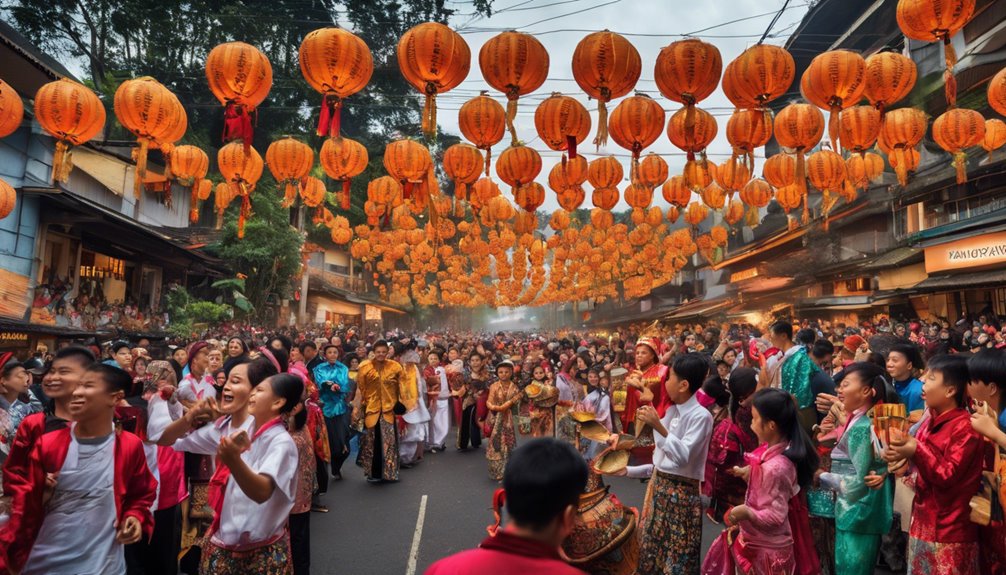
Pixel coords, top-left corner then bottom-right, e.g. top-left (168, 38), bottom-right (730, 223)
top-left (486, 410), bottom-right (516, 481)
top-left (907, 537), bottom-right (979, 575)
top-left (636, 470), bottom-right (702, 575)
top-left (200, 534), bottom-right (292, 575)
top-left (361, 418), bottom-right (399, 482)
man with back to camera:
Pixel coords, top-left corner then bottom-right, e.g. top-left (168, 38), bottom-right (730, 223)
top-left (424, 438), bottom-right (588, 575)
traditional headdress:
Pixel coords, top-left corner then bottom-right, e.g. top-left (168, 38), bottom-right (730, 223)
top-left (635, 321), bottom-right (662, 356)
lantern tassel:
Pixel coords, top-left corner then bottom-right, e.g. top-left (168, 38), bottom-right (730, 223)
top-left (318, 96), bottom-right (343, 138)
top-left (801, 194), bottom-right (809, 226)
top-left (796, 150), bottom-right (807, 196)
top-left (593, 96), bottom-right (609, 149)
top-left (484, 147), bottom-right (492, 176)
top-left (506, 95), bottom-right (519, 147)
top-left (944, 36), bottom-right (958, 108)
top-left (822, 190), bottom-right (831, 232)
top-left (422, 84), bottom-right (438, 139)
top-left (237, 194), bottom-right (251, 239)
top-left (162, 145), bottom-right (174, 181)
top-left (953, 151), bottom-right (968, 184)
top-left (282, 182), bottom-right (297, 208)
top-left (133, 138), bottom-right (149, 200)
top-left (567, 135), bottom-right (578, 160)
top-left (190, 185), bottom-right (199, 224)
top-left (51, 140), bottom-right (70, 184)
top-left (222, 102), bottom-right (254, 152)
top-left (341, 180), bottom-right (351, 211)
top-left (894, 147), bottom-right (909, 187)
top-left (828, 106), bottom-right (840, 152)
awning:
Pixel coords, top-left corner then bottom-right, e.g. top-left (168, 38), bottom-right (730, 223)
top-left (663, 297), bottom-right (734, 321)
top-left (72, 147), bottom-right (130, 197)
top-left (913, 269), bottom-right (1006, 291)
top-left (797, 295), bottom-right (872, 311)
top-left (862, 247), bottom-right (923, 270)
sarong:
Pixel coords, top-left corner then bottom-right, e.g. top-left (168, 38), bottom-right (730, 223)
top-left (636, 470), bottom-right (702, 575)
top-left (200, 534), bottom-right (292, 575)
top-left (361, 418), bottom-right (399, 482)
top-left (907, 537), bottom-right (979, 575)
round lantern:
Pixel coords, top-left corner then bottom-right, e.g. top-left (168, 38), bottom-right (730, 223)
top-left (683, 159), bottom-right (717, 190)
top-left (0, 177), bottom-right (16, 220)
top-left (320, 136), bottom-right (369, 210)
top-left (591, 187), bottom-right (619, 210)
top-left (299, 28), bottom-right (374, 138)
top-left (800, 50), bottom-right (867, 150)
top-left (763, 153), bottom-right (797, 188)
top-left (496, 144), bottom-right (542, 191)
top-left (775, 185), bottom-right (803, 214)
top-left (300, 176), bottom-right (327, 211)
top-left (571, 30), bottom-right (642, 146)
top-left (217, 141), bottom-right (264, 238)
top-left (667, 105), bottom-right (717, 161)
top-left (266, 136), bottom-right (314, 208)
top-left (654, 38), bottom-right (721, 107)
top-left (982, 118), bottom-right (1006, 161)
top-left (662, 175), bottom-right (691, 207)
top-left (556, 186), bottom-right (586, 212)
top-left (684, 202), bottom-right (709, 226)
top-left (443, 143), bottom-right (484, 210)
top-left (206, 42), bottom-right (273, 147)
top-left (864, 51), bottom-right (917, 113)
top-left (34, 78), bottom-right (107, 183)
top-left (838, 105), bottom-right (881, 155)
top-left (397, 22), bottom-right (471, 138)
top-left (548, 157), bottom-right (589, 192)
top-left (384, 139), bottom-right (432, 198)
top-left (878, 107), bottom-right (928, 186)
top-left (846, 152), bottom-right (885, 190)
top-left (170, 145), bottom-right (210, 223)
top-left (721, 44), bottom-right (795, 109)
top-left (587, 156), bottom-right (623, 189)
top-left (480, 31), bottom-right (549, 145)
top-left (608, 94), bottom-right (665, 171)
top-left (724, 199), bottom-right (745, 226)
top-left (549, 209), bottom-right (571, 231)
top-left (806, 149), bottom-right (848, 219)
top-left (740, 178), bottom-right (773, 209)
top-left (990, 67), bottom-right (1006, 117)
top-left (896, 0), bottom-right (976, 107)
top-left (726, 109), bottom-right (773, 170)
top-left (700, 182), bottom-right (725, 210)
top-left (932, 108), bottom-right (985, 183)
top-left (533, 93), bottom-right (591, 159)
top-left (634, 153), bottom-right (668, 189)
top-left (459, 92), bottom-right (506, 175)
top-left (0, 79), bottom-right (24, 139)
top-left (773, 103), bottom-right (825, 195)
top-left (515, 182), bottom-right (546, 212)
top-left (623, 183), bottom-right (653, 209)
top-left (714, 156), bottom-right (751, 195)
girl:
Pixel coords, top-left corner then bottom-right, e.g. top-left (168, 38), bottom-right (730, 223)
top-left (202, 372), bottom-right (303, 574)
top-left (704, 367), bottom-right (758, 522)
top-left (485, 360), bottom-right (521, 481)
top-left (527, 364), bottom-right (558, 438)
top-left (583, 367), bottom-right (612, 432)
top-left (817, 362), bottom-right (893, 575)
top-left (725, 388), bottom-right (820, 575)
top-left (424, 350), bottom-right (450, 453)
top-left (287, 388), bottom-right (315, 575)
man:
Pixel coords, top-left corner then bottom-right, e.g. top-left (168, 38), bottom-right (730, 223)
top-left (0, 364), bottom-right (157, 574)
top-left (313, 344), bottom-right (353, 480)
top-left (301, 341), bottom-right (322, 373)
top-left (425, 438), bottom-right (588, 575)
top-left (106, 341), bottom-right (133, 371)
top-left (398, 344), bottom-right (430, 468)
top-left (765, 320), bottom-right (817, 433)
top-left (357, 340), bottom-right (404, 483)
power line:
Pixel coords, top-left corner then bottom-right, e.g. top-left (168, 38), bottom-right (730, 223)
top-left (758, 0), bottom-right (793, 45)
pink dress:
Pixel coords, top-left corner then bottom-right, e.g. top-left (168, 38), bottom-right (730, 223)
top-left (735, 442), bottom-right (797, 575)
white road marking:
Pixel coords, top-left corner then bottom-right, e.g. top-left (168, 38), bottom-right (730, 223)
top-left (406, 494), bottom-right (429, 575)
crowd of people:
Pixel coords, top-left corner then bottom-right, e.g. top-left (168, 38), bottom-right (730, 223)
top-left (0, 313), bottom-right (1003, 574)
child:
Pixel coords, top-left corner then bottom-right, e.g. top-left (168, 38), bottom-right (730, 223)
top-left (424, 350), bottom-right (451, 453)
top-left (288, 390), bottom-right (315, 575)
top-left (725, 388), bottom-right (820, 575)
top-left (704, 367), bottom-right (758, 522)
top-left (527, 365), bottom-right (558, 438)
top-left (486, 361), bottom-right (522, 481)
top-left (817, 362), bottom-right (893, 575)
top-left (886, 343), bottom-right (925, 413)
top-left (1, 363), bottom-right (157, 574)
top-left (614, 354), bottom-right (714, 575)
top-left (885, 354), bottom-right (984, 575)
top-left (966, 349), bottom-right (1006, 575)
top-left (201, 372), bottom-right (302, 573)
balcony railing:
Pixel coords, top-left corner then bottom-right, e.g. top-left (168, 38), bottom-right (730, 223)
top-left (316, 268), bottom-right (368, 294)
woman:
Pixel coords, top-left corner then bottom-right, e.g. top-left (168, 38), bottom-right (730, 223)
top-left (202, 373), bottom-right (303, 574)
top-left (527, 365), bottom-right (558, 438)
top-left (485, 360), bottom-right (521, 481)
top-left (224, 337), bottom-right (250, 372)
top-left (131, 355), bottom-right (150, 398)
top-left (457, 352), bottom-right (491, 451)
top-left (312, 344), bottom-right (353, 481)
top-left (423, 350), bottom-right (450, 452)
top-left (725, 388), bottom-right (820, 575)
top-left (816, 362), bottom-right (893, 575)
top-left (207, 347), bottom-right (224, 375)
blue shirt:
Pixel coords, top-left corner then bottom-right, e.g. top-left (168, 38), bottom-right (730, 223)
top-left (313, 361), bottom-right (353, 418)
top-left (893, 377), bottom-right (925, 412)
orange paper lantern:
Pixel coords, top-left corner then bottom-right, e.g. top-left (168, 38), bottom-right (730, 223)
top-left (932, 108), bottom-right (985, 183)
top-left (800, 50), bottom-right (867, 150)
top-left (864, 51), bottom-right (917, 113)
top-left (398, 22), bottom-right (471, 138)
top-left (571, 30), bottom-right (641, 147)
top-left (206, 42), bottom-right (272, 147)
top-left (662, 175), bottom-right (691, 208)
top-left (587, 156), bottom-right (624, 189)
top-left (654, 38), bottom-right (721, 106)
top-left (0, 79), bottom-right (24, 139)
top-left (299, 28), bottom-right (374, 138)
top-left (266, 136), bottom-right (314, 208)
top-left (320, 136), bottom-right (369, 210)
top-left (480, 31), bottom-right (550, 145)
top-left (533, 93), bottom-right (591, 159)
top-left (217, 141), bottom-right (264, 238)
top-left (721, 44), bottom-right (795, 109)
top-left (982, 118), bottom-right (1006, 161)
top-left (34, 78), bottom-right (107, 183)
top-left (726, 108), bottom-right (773, 170)
top-left (459, 92), bottom-right (506, 175)
top-left (896, 0), bottom-right (975, 107)
top-left (496, 144), bottom-right (543, 191)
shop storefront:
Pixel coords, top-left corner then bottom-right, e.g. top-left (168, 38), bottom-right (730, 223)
top-left (913, 230), bottom-right (1006, 318)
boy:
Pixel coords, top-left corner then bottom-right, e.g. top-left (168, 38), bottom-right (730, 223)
top-left (885, 354), bottom-right (984, 575)
top-left (886, 343), bottom-right (926, 412)
top-left (424, 438), bottom-right (587, 575)
top-left (620, 353), bottom-right (713, 575)
top-left (0, 363), bottom-right (157, 574)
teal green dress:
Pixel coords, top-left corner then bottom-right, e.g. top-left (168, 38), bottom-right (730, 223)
top-left (820, 412), bottom-right (894, 575)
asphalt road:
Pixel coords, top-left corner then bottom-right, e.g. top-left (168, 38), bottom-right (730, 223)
top-left (309, 434), bottom-right (723, 575)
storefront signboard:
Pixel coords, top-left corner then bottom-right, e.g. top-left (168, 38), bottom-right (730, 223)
top-left (924, 231), bottom-right (1006, 273)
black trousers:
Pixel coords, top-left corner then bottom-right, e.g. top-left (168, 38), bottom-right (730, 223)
top-left (315, 454), bottom-right (329, 494)
top-left (126, 504), bottom-right (181, 575)
top-left (289, 511), bottom-right (311, 575)
top-left (457, 404), bottom-right (482, 449)
top-left (325, 411), bottom-right (352, 476)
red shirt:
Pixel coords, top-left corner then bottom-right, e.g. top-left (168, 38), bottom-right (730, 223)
top-left (910, 407), bottom-right (984, 543)
top-left (424, 531), bottom-right (585, 575)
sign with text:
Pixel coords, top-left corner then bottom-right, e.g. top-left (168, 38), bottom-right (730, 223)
top-left (925, 231), bottom-right (1006, 273)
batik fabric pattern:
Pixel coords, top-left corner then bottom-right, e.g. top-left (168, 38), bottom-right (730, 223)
top-left (360, 418), bottom-right (398, 481)
top-left (485, 381), bottom-right (520, 481)
top-left (200, 534), bottom-right (293, 575)
top-left (907, 537), bottom-right (979, 575)
top-left (636, 470), bottom-right (702, 575)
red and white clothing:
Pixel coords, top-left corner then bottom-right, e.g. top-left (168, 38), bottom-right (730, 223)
top-left (0, 425), bottom-right (157, 574)
top-left (177, 373), bottom-right (217, 404)
top-left (146, 392), bottom-right (187, 510)
top-left (426, 365), bottom-right (451, 448)
top-left (425, 530), bottom-right (585, 575)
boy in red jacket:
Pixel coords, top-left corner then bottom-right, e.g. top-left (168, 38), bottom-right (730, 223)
top-left (1, 363), bottom-right (157, 574)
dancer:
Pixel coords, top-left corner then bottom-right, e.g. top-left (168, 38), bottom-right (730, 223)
top-left (424, 350), bottom-right (450, 452)
top-left (313, 344), bottom-right (353, 481)
top-left (357, 340), bottom-right (404, 483)
top-left (527, 365), bottom-right (558, 438)
top-left (399, 344), bottom-right (430, 467)
top-left (486, 360), bottom-right (522, 481)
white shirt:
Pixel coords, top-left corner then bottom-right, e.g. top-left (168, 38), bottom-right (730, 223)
top-left (145, 393), bottom-right (184, 508)
top-left (626, 394), bottom-right (714, 481)
top-left (177, 374), bottom-right (217, 403)
top-left (434, 367), bottom-right (450, 400)
top-left (212, 422), bottom-right (299, 548)
top-left (173, 415), bottom-right (254, 456)
top-left (25, 431), bottom-right (122, 575)
top-left (403, 365), bottom-right (431, 425)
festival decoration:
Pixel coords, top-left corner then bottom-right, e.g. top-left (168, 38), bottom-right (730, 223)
top-left (479, 31), bottom-right (549, 145)
top-left (587, 156), bottom-right (624, 190)
top-left (773, 102), bottom-right (825, 197)
top-left (846, 152), bottom-right (885, 191)
top-left (990, 67), bottom-right (1006, 117)
top-left (384, 139), bottom-right (432, 199)
top-left (496, 144), bottom-right (543, 192)
top-left (763, 153), bottom-right (797, 188)
top-left (931, 108), bottom-right (985, 183)
top-left (113, 76), bottom-right (188, 198)
top-left (319, 136), bottom-right (368, 210)
top-left (0, 79), bottom-right (24, 139)
top-left (397, 22), bottom-right (471, 138)
top-left (0, 177), bottom-right (15, 220)
top-left (459, 92), bottom-right (507, 175)
top-left (878, 107), bottom-right (928, 186)
top-left (863, 51), bottom-right (917, 113)
top-left (713, 156), bottom-right (751, 197)
top-left (534, 93), bottom-right (591, 160)
top-left (634, 153), bottom-right (668, 189)
top-left (217, 141), bottom-right (264, 238)
top-left (667, 105), bottom-right (717, 163)
top-left (895, 0), bottom-right (975, 107)
top-left (800, 50), bottom-right (867, 150)
top-left (571, 30), bottom-right (641, 147)
top-left (662, 175), bottom-right (691, 208)
top-left (299, 27), bottom-right (374, 138)
top-left (34, 78), bottom-right (107, 183)
top-left (806, 149), bottom-right (848, 221)
top-left (982, 119), bottom-right (1006, 161)
top-left (726, 108), bottom-right (773, 171)
top-left (266, 136), bottom-right (314, 208)
top-left (515, 181), bottom-right (546, 212)
top-left (205, 42), bottom-right (272, 149)
top-left (608, 94), bottom-right (665, 171)
top-left (169, 145), bottom-right (210, 223)
top-left (654, 38), bottom-right (721, 109)
top-left (838, 105), bottom-right (881, 155)
top-left (721, 44), bottom-right (795, 109)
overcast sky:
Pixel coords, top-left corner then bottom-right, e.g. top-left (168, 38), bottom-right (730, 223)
top-left (432, 0), bottom-right (811, 211)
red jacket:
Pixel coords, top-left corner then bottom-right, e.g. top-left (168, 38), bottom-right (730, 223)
top-left (0, 426), bottom-right (157, 573)
top-left (910, 407), bottom-right (985, 543)
top-left (424, 530), bottom-right (585, 575)
top-left (2, 412), bottom-right (68, 498)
